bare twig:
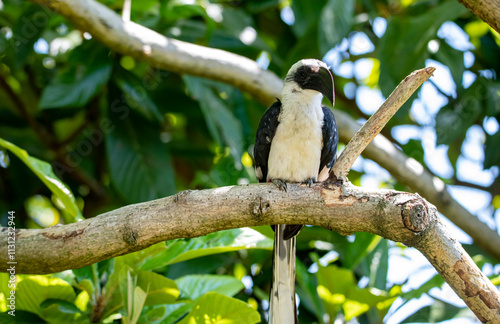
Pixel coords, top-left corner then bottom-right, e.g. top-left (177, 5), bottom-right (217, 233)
top-left (1, 183), bottom-right (499, 322)
top-left (331, 67), bottom-right (435, 179)
top-left (334, 109), bottom-right (500, 261)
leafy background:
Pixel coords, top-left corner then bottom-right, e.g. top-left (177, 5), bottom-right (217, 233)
top-left (0, 0), bottom-right (499, 323)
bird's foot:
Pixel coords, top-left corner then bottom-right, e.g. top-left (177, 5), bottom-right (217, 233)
top-left (271, 179), bottom-right (287, 192)
top-left (304, 178), bottom-right (316, 188)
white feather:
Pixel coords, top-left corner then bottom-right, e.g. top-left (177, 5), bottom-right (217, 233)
top-left (267, 80), bottom-right (324, 182)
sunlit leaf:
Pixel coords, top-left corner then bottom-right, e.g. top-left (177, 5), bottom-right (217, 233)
top-left (178, 292), bottom-right (260, 324)
top-left (136, 271), bottom-right (179, 306)
top-left (175, 275), bottom-right (244, 300)
top-left (138, 228), bottom-right (273, 270)
top-left (16, 275), bottom-right (76, 322)
top-left (0, 138), bottom-right (82, 221)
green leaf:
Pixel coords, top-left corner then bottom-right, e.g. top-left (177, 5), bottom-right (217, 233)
top-left (435, 81), bottom-right (484, 145)
top-left (136, 270), bottom-right (179, 306)
top-left (368, 239), bottom-right (389, 291)
top-left (16, 275), bottom-right (76, 321)
top-left (402, 298), bottom-right (474, 323)
top-left (378, 1), bottom-right (468, 97)
top-left (112, 67), bottom-right (163, 122)
top-left (291, 0), bottom-right (327, 38)
top-left (434, 41), bottom-right (465, 91)
top-left (0, 310), bottom-right (45, 324)
top-left (178, 292), bottom-right (260, 324)
top-left (11, 5), bottom-right (50, 69)
top-left (105, 109), bottom-right (176, 204)
top-left (343, 232), bottom-right (381, 269)
top-left (39, 298), bottom-right (84, 323)
top-left (318, 0), bottom-right (355, 55)
top-left (316, 265), bottom-right (394, 321)
top-left (184, 76), bottom-right (244, 168)
top-left (402, 139), bottom-right (425, 167)
top-left (39, 43), bottom-right (112, 109)
top-left (295, 259), bottom-right (325, 322)
top-left (0, 138), bottom-right (82, 221)
top-left (138, 228), bottom-right (273, 270)
top-left (40, 299), bottom-right (82, 314)
top-left (175, 275), bottom-right (244, 300)
top-left (162, 303), bottom-right (195, 324)
top-left (40, 63), bottom-right (112, 109)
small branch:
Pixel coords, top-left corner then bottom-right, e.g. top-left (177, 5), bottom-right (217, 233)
top-left (122, 0), bottom-right (131, 22)
top-left (331, 67), bottom-right (435, 179)
top-left (0, 73), bottom-right (55, 146)
top-left (334, 109), bottom-right (500, 261)
top-left (1, 183), bottom-right (498, 322)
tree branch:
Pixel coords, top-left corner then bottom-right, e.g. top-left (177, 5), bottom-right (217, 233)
top-left (28, 0), bottom-right (500, 259)
top-left (456, 0), bottom-right (500, 35)
top-left (331, 67), bottom-right (435, 179)
top-left (1, 183), bottom-right (499, 322)
top-left (335, 111), bottom-right (500, 261)
top-left (30, 0), bottom-right (283, 106)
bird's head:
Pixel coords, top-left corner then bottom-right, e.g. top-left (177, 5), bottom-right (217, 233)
top-left (284, 59), bottom-right (335, 106)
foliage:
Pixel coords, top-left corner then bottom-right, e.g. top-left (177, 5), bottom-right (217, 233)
top-left (0, 0), bottom-right (499, 323)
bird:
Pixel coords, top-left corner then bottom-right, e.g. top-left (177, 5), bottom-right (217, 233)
top-left (254, 59), bottom-right (338, 323)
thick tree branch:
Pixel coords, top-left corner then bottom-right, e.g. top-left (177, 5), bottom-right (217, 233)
top-left (331, 67), bottom-right (435, 179)
top-left (28, 0), bottom-right (500, 258)
top-left (1, 183), bottom-right (499, 322)
top-left (456, 0), bottom-right (500, 35)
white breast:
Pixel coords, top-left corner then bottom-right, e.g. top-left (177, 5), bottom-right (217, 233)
top-left (267, 86), bottom-right (324, 182)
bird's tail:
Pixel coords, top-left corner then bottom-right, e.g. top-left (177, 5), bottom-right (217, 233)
top-left (269, 224), bottom-right (298, 324)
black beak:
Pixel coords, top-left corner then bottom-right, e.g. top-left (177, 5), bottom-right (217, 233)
top-left (300, 67), bottom-right (335, 106)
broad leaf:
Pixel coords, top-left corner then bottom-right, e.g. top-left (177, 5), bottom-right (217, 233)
top-left (0, 138), bottom-right (82, 221)
top-left (402, 298), bottom-right (474, 323)
top-left (184, 76), bottom-right (244, 168)
top-left (138, 228), bottom-right (273, 270)
top-left (16, 275), bottom-right (76, 322)
top-left (39, 43), bottom-right (112, 109)
top-left (11, 4), bottom-right (50, 69)
top-left (136, 270), bottom-right (179, 306)
top-left (378, 1), bottom-right (468, 97)
top-left (175, 274), bottom-right (244, 300)
top-left (178, 292), bottom-right (260, 324)
top-left (318, 0), bottom-right (355, 55)
top-left (112, 67), bottom-right (163, 122)
top-left (105, 108), bottom-right (176, 204)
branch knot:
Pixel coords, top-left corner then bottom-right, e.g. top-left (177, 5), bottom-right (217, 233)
top-left (401, 199), bottom-right (428, 232)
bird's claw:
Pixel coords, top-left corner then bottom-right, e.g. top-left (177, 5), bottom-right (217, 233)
top-left (271, 179), bottom-right (287, 192)
top-left (305, 178), bottom-right (316, 187)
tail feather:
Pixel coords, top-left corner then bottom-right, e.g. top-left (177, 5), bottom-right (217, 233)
top-left (269, 224), bottom-right (298, 324)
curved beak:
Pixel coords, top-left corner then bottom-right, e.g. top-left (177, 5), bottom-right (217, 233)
top-left (302, 67), bottom-right (335, 106)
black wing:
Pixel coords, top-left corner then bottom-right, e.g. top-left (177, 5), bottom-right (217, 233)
top-left (319, 107), bottom-right (339, 177)
top-left (254, 100), bottom-right (281, 183)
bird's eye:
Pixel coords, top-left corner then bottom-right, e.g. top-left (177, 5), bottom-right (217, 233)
top-left (297, 69), bottom-right (307, 80)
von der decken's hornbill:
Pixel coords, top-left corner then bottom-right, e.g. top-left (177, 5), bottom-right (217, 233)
top-left (254, 59), bottom-right (339, 323)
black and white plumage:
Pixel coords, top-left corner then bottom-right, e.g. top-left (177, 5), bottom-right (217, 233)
top-left (254, 59), bottom-right (338, 323)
